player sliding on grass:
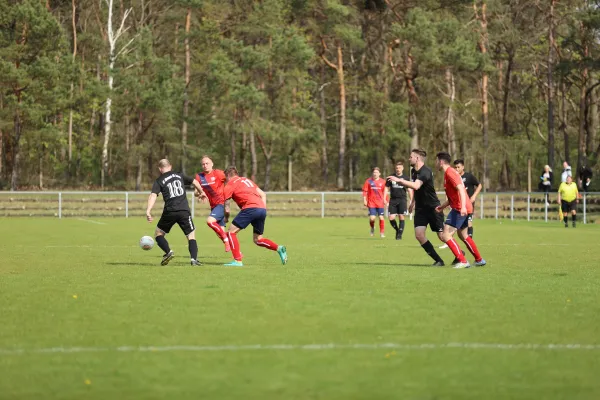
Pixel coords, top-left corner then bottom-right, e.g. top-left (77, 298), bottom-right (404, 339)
top-left (221, 166), bottom-right (287, 267)
top-left (434, 152), bottom-right (486, 269)
top-left (194, 155), bottom-right (231, 252)
top-left (146, 159), bottom-right (204, 266)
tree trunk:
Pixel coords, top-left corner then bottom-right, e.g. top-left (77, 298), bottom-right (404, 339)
top-left (10, 112), bottom-right (22, 191)
top-left (587, 79), bottom-right (598, 160)
top-left (39, 143), bottom-right (44, 190)
top-left (102, 59), bottom-right (113, 189)
top-left (475, 1), bottom-right (490, 190)
top-left (547, 0), bottom-right (555, 169)
top-left (405, 49), bottom-right (419, 150)
top-left (135, 154), bottom-right (143, 191)
top-left (256, 134), bottom-right (272, 191)
top-left (249, 129), bottom-right (257, 182)
top-left (181, 8), bottom-right (191, 174)
top-left (241, 129), bottom-right (247, 178)
top-left (336, 45), bottom-right (346, 190)
top-left (577, 65), bottom-right (588, 171)
top-left (445, 68), bottom-right (456, 156)
top-left (319, 66), bottom-right (329, 185)
top-left (561, 80), bottom-right (570, 164)
top-left (288, 154), bottom-right (293, 191)
top-left (502, 49), bottom-right (514, 137)
top-left (229, 123), bottom-right (236, 166)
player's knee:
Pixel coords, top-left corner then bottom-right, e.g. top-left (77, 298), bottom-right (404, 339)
top-left (253, 235), bottom-right (262, 245)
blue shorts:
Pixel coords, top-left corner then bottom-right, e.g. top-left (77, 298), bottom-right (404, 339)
top-left (232, 208), bottom-right (267, 235)
top-left (368, 207), bottom-right (385, 216)
top-left (445, 209), bottom-right (469, 230)
top-left (209, 204), bottom-right (226, 227)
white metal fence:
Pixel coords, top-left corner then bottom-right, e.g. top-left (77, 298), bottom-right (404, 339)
top-left (0, 191), bottom-right (599, 224)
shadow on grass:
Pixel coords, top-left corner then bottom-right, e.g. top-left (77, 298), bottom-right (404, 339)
top-left (348, 262), bottom-right (436, 267)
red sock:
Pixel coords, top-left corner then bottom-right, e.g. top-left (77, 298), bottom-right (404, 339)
top-left (256, 238), bottom-right (278, 251)
top-left (463, 236), bottom-right (482, 262)
top-left (208, 221), bottom-right (227, 241)
top-left (369, 220), bottom-right (375, 229)
top-left (446, 238), bottom-right (467, 262)
top-left (379, 219), bottom-right (385, 234)
top-left (227, 232), bottom-right (242, 261)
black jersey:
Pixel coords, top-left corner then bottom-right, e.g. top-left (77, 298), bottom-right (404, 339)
top-left (411, 165), bottom-right (440, 209)
top-left (386, 173), bottom-right (409, 201)
top-left (151, 171), bottom-right (194, 213)
top-left (460, 172), bottom-right (480, 197)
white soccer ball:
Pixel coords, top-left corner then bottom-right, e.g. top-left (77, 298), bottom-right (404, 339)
top-left (139, 235), bottom-right (154, 251)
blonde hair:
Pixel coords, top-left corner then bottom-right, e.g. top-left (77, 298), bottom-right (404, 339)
top-left (158, 159), bottom-right (171, 168)
top-left (544, 165), bottom-right (552, 173)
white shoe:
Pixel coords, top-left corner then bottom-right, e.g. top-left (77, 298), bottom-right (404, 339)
top-left (453, 261), bottom-right (471, 269)
top-left (380, 233), bottom-right (385, 238)
top-left (439, 244), bottom-right (449, 249)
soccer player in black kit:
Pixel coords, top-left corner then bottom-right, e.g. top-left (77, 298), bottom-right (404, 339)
top-left (453, 159), bottom-right (482, 238)
top-left (384, 161), bottom-right (412, 240)
top-left (387, 149), bottom-right (445, 266)
top-left (146, 159), bottom-right (204, 266)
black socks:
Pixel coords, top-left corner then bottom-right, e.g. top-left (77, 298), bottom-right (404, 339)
top-left (421, 240), bottom-right (443, 263)
top-left (390, 220), bottom-right (399, 231)
top-left (155, 236), bottom-right (170, 254)
top-left (189, 239), bottom-right (198, 260)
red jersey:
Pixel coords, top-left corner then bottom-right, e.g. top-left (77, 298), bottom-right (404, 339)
top-left (362, 178), bottom-right (387, 208)
top-left (195, 169), bottom-right (226, 209)
top-left (444, 167), bottom-right (473, 213)
top-left (223, 176), bottom-right (266, 210)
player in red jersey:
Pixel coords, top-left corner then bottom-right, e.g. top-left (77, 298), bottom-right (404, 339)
top-left (221, 166), bottom-right (287, 267)
top-left (362, 167), bottom-right (388, 238)
top-left (194, 156), bottom-right (231, 252)
top-left (434, 152), bottom-right (486, 268)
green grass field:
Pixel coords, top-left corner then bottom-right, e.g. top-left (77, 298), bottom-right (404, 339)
top-left (1, 217), bottom-right (599, 399)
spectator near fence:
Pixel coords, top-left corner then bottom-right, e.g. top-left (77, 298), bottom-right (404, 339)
top-left (561, 161), bottom-right (572, 183)
top-left (539, 165), bottom-right (553, 206)
top-left (578, 164), bottom-right (593, 194)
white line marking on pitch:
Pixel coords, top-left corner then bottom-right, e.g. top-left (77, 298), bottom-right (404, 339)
top-left (1, 342), bottom-right (599, 355)
top-left (76, 218), bottom-right (107, 225)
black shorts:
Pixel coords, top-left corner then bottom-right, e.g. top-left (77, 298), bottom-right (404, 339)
top-left (561, 200), bottom-right (577, 213)
top-left (388, 199), bottom-right (407, 215)
top-left (157, 210), bottom-right (195, 236)
top-left (414, 208), bottom-right (444, 233)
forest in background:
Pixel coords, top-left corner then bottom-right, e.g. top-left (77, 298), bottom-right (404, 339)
top-left (1, 0), bottom-right (600, 192)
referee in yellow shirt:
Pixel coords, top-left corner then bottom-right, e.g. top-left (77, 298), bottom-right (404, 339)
top-left (557, 175), bottom-right (579, 227)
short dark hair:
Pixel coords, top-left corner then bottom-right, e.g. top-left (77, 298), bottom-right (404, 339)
top-left (225, 166), bottom-right (239, 177)
top-left (453, 159), bottom-right (464, 166)
top-left (395, 161), bottom-right (404, 166)
top-left (372, 167), bottom-right (380, 173)
top-left (411, 148), bottom-right (427, 158)
top-left (436, 152), bottom-right (452, 165)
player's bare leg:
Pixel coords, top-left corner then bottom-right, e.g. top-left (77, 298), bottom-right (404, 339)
top-left (207, 216), bottom-right (230, 252)
top-left (254, 233), bottom-right (287, 265)
top-left (154, 228), bottom-right (174, 266)
top-left (369, 215), bottom-right (376, 236)
top-left (415, 226), bottom-right (444, 266)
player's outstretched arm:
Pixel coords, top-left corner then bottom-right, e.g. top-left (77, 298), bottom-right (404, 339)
top-left (146, 193), bottom-right (158, 222)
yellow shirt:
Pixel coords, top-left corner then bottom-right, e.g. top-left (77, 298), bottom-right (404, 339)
top-left (558, 182), bottom-right (578, 202)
